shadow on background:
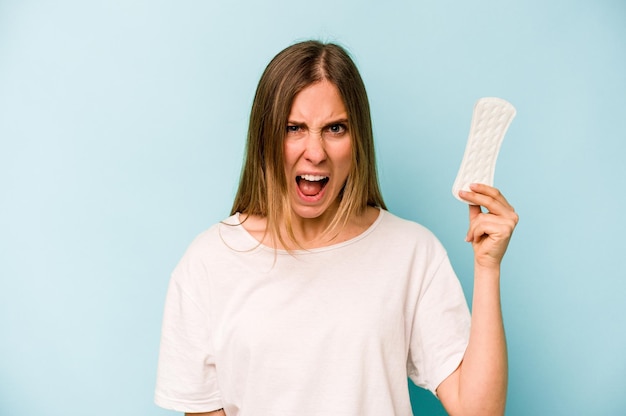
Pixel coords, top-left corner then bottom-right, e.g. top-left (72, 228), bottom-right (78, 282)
top-left (409, 384), bottom-right (448, 416)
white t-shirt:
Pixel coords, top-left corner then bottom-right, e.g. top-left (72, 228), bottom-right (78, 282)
top-left (155, 210), bottom-right (470, 415)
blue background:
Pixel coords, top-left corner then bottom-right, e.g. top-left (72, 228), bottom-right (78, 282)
top-left (1, 0), bottom-right (625, 415)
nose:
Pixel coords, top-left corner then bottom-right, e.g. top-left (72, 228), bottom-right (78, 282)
top-left (303, 130), bottom-right (326, 165)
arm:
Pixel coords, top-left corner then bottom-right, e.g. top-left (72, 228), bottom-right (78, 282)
top-left (437, 183), bottom-right (518, 416)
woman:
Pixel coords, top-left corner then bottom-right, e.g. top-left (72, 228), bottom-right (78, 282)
top-left (155, 40), bottom-right (518, 416)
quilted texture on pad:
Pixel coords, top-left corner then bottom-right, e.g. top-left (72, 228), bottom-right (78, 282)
top-left (452, 97), bottom-right (516, 203)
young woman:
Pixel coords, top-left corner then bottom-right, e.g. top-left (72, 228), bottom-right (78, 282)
top-left (155, 40), bottom-right (518, 416)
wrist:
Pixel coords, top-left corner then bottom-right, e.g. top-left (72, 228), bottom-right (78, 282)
top-left (474, 261), bottom-right (501, 280)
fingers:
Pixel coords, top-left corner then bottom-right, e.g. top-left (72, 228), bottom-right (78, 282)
top-left (459, 183), bottom-right (516, 217)
top-left (466, 204), bottom-right (479, 241)
top-left (467, 203), bottom-right (482, 225)
top-left (465, 210), bottom-right (516, 243)
top-left (458, 183), bottom-right (508, 207)
top-left (462, 184), bottom-right (519, 245)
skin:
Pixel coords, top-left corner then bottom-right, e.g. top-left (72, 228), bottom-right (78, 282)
top-left (436, 183), bottom-right (518, 416)
top-left (198, 85), bottom-right (518, 415)
top-left (283, 79), bottom-right (353, 236)
top-left (243, 80), bottom-right (379, 248)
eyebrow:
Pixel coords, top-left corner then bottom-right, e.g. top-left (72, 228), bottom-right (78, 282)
top-left (286, 118), bottom-right (349, 127)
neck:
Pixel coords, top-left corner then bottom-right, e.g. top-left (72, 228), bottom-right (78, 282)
top-left (240, 206), bottom-right (380, 250)
top-left (288, 207), bottom-right (341, 247)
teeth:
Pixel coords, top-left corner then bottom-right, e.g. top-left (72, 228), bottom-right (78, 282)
top-left (299, 174), bottom-right (327, 182)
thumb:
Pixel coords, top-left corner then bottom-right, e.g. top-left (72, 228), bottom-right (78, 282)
top-left (466, 204), bottom-right (482, 242)
top-left (468, 203), bottom-right (482, 221)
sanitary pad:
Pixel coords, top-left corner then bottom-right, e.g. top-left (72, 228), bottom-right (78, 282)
top-left (452, 97), bottom-right (516, 203)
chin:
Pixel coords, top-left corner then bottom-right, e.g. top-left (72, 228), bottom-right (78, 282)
top-left (291, 207), bottom-right (326, 220)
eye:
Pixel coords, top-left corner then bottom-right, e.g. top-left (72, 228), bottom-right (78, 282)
top-left (326, 123), bottom-right (347, 135)
top-left (286, 124), bottom-right (303, 135)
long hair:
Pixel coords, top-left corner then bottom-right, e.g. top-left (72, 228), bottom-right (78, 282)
top-left (230, 40), bottom-right (386, 248)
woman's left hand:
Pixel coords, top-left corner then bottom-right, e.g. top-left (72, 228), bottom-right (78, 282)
top-left (458, 183), bottom-right (519, 269)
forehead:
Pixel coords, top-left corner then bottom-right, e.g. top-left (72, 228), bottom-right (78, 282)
top-left (288, 81), bottom-right (347, 121)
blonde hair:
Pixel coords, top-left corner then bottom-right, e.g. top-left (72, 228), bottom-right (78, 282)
top-left (231, 40), bottom-right (386, 248)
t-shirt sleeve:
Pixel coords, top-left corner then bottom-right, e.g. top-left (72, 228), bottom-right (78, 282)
top-left (407, 251), bottom-right (471, 395)
top-left (154, 268), bottom-right (223, 412)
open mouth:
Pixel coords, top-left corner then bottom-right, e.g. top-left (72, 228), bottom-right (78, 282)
top-left (296, 174), bottom-right (329, 197)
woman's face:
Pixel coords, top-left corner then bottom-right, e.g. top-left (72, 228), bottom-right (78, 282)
top-left (283, 80), bottom-right (352, 223)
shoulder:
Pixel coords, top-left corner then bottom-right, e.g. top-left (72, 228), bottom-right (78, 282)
top-left (171, 214), bottom-right (253, 277)
top-left (183, 217), bottom-right (230, 253)
top-left (371, 210), bottom-right (449, 260)
top-left (378, 210), bottom-right (441, 241)
top-left (184, 213), bottom-right (251, 252)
